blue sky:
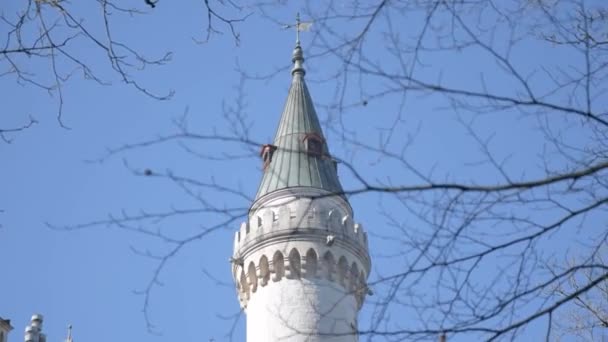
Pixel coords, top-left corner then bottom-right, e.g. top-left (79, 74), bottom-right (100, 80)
top-left (2, 1), bottom-right (605, 341)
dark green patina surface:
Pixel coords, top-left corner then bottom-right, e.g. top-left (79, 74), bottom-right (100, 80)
top-left (255, 45), bottom-right (344, 200)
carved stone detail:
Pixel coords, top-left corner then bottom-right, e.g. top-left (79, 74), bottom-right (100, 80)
top-left (235, 246), bottom-right (368, 309)
top-left (234, 201), bottom-right (369, 253)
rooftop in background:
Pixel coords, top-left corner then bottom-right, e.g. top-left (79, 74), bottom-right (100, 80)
top-left (0, 317), bottom-right (13, 330)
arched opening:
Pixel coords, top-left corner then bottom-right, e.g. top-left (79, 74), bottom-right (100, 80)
top-left (323, 251), bottom-right (335, 281)
top-left (303, 133), bottom-right (324, 156)
top-left (304, 248), bottom-right (318, 278)
top-left (358, 271), bottom-right (367, 305)
top-left (338, 256), bottom-right (348, 288)
top-left (288, 248), bottom-right (302, 279)
top-left (248, 261), bottom-right (258, 293)
top-left (359, 272), bottom-right (366, 291)
top-left (240, 269), bottom-right (250, 299)
top-left (272, 251), bottom-right (285, 281)
top-left (259, 255), bottom-right (270, 286)
top-left (260, 144), bottom-right (277, 170)
top-left (350, 262), bottom-right (359, 292)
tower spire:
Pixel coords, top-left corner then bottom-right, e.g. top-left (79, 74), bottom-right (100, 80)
top-left (285, 13), bottom-right (311, 75)
top-left (254, 23), bottom-right (344, 203)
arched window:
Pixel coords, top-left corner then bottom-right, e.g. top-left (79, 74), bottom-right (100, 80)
top-left (323, 251), bottom-right (335, 281)
top-left (304, 248), bottom-right (318, 278)
top-left (260, 144), bottom-right (277, 170)
top-left (358, 271), bottom-right (367, 306)
top-left (248, 262), bottom-right (258, 293)
top-left (272, 251), bottom-right (285, 281)
top-left (338, 256), bottom-right (348, 287)
top-left (259, 255), bottom-right (270, 286)
top-left (303, 133), bottom-right (324, 156)
top-left (350, 262), bottom-right (359, 292)
top-left (288, 248), bottom-right (302, 279)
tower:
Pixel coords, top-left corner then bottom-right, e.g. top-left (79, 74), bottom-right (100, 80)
top-left (231, 38), bottom-right (371, 341)
top-left (24, 315), bottom-right (46, 342)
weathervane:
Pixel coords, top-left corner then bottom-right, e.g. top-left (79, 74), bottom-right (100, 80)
top-left (284, 13), bottom-right (312, 45)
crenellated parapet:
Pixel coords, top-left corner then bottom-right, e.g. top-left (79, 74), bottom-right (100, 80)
top-left (234, 245), bottom-right (370, 309)
top-left (232, 190), bottom-right (371, 311)
top-left (234, 194), bottom-right (369, 260)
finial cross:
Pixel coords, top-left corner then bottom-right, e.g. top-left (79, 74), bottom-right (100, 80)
top-left (284, 12), bottom-right (312, 45)
top-left (296, 13), bottom-right (301, 44)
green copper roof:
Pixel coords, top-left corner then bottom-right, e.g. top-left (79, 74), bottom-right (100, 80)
top-left (254, 44), bottom-right (344, 201)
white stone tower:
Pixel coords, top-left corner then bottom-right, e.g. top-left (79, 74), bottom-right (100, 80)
top-left (24, 314), bottom-right (46, 342)
top-left (231, 38), bottom-right (371, 341)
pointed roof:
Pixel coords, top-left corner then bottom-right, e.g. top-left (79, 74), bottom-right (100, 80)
top-left (254, 43), bottom-right (344, 201)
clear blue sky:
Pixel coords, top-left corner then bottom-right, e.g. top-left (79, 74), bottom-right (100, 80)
top-left (1, 1), bottom-right (602, 341)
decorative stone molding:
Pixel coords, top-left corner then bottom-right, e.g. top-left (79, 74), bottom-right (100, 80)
top-left (234, 199), bottom-right (369, 256)
top-left (235, 246), bottom-right (369, 309)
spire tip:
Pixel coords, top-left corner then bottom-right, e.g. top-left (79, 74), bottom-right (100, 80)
top-left (291, 13), bottom-right (306, 76)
